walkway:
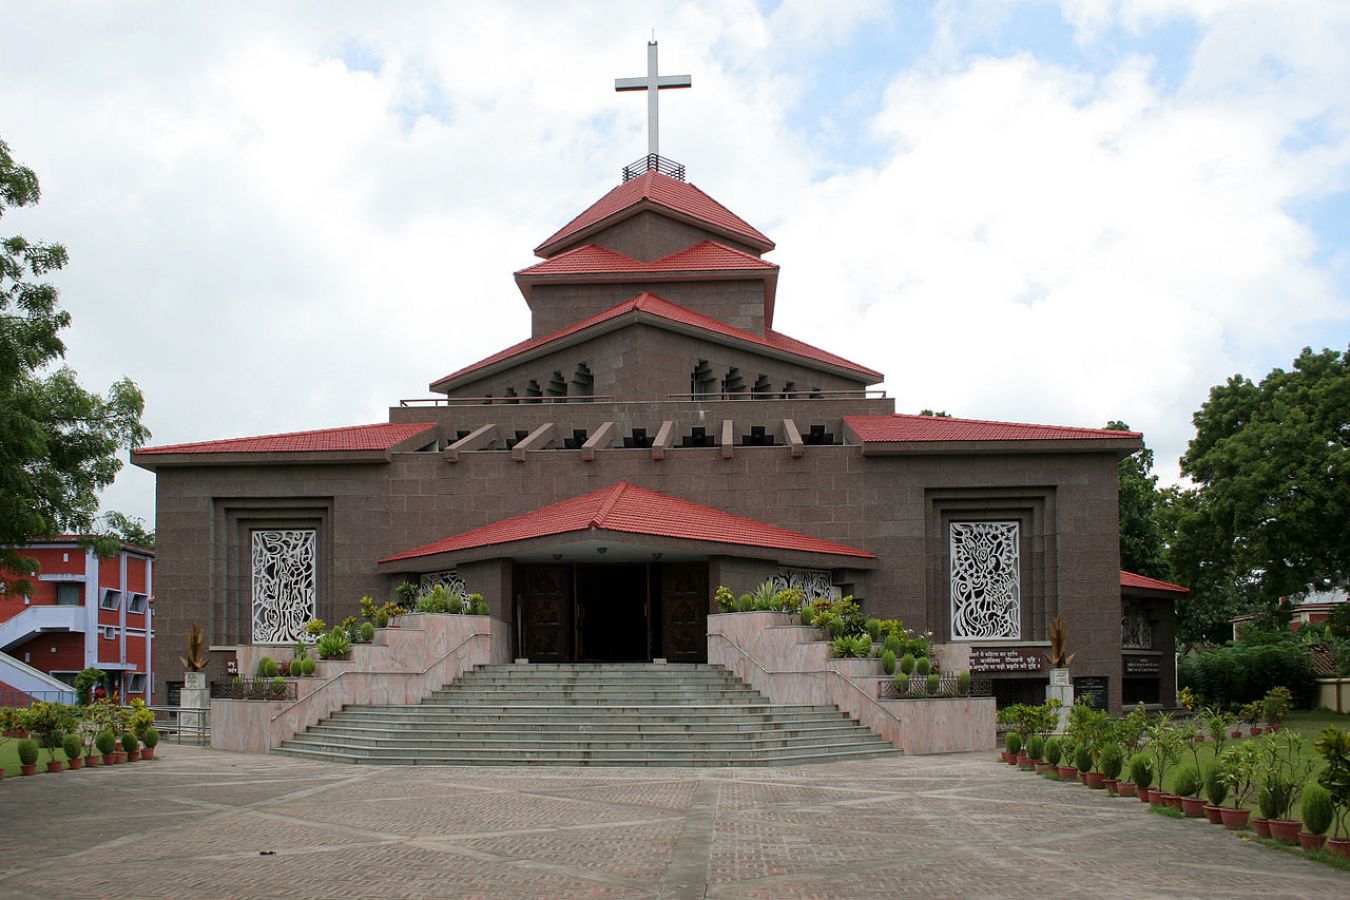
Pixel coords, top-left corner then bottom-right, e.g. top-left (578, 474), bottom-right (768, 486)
top-left (0, 746), bottom-right (1341, 898)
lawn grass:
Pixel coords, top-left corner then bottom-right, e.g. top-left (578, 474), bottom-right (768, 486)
top-left (0, 738), bottom-right (80, 778)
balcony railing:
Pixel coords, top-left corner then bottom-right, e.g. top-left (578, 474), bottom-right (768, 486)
top-left (622, 153), bottom-right (686, 182)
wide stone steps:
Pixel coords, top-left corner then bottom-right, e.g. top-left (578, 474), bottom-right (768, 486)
top-left (273, 662), bottom-right (898, 767)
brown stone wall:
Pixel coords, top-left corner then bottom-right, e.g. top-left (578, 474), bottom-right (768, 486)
top-left (526, 279), bottom-right (768, 337)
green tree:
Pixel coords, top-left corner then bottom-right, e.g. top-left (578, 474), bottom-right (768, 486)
top-left (0, 138), bottom-right (149, 594)
top-left (1168, 347), bottom-right (1349, 642)
top-left (1106, 421), bottom-right (1169, 579)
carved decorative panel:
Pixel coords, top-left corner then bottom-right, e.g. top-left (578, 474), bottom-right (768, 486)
top-left (251, 529), bottom-right (316, 644)
top-left (950, 522), bottom-right (1021, 639)
top-left (419, 570), bottom-right (466, 597)
top-left (1122, 601), bottom-right (1152, 649)
top-left (770, 569), bottom-right (836, 601)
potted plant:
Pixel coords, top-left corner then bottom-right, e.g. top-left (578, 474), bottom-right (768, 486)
top-left (1218, 741), bottom-right (1259, 829)
top-left (1077, 744), bottom-right (1101, 788)
top-left (1058, 742), bottom-right (1079, 781)
top-left (1300, 784), bottom-right (1334, 851)
top-left (23, 701), bottom-right (74, 773)
top-left (1043, 738), bottom-right (1063, 777)
top-left (1241, 700), bottom-right (1264, 736)
top-left (1203, 764), bottom-right (1228, 824)
top-left (1263, 687), bottom-right (1291, 732)
top-left (1314, 725), bottom-right (1350, 858)
top-left (1174, 765), bottom-right (1205, 817)
top-left (142, 727), bottom-right (159, 760)
top-left (1099, 742), bottom-right (1124, 794)
top-left (1004, 731), bottom-right (1022, 766)
top-left (1258, 730), bottom-right (1316, 845)
top-left (17, 739), bottom-right (39, 776)
top-left (122, 731), bottom-right (140, 763)
top-left (62, 734), bottom-right (83, 770)
top-left (1129, 754), bottom-right (1154, 803)
top-left (1145, 716), bottom-right (1182, 807)
top-left (1026, 734), bottom-right (1045, 772)
top-left (96, 730), bottom-right (117, 765)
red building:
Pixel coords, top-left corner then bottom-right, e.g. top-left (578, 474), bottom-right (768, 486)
top-left (0, 537), bottom-right (154, 704)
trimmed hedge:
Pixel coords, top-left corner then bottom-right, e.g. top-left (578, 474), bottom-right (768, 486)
top-left (1177, 642), bottom-right (1316, 709)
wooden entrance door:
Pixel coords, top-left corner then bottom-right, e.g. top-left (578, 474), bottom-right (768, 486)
top-left (660, 563), bottom-right (708, 662)
top-left (519, 564), bottom-right (573, 662)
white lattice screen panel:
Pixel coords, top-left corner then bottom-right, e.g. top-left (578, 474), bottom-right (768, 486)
top-left (950, 521), bottom-right (1021, 639)
top-left (770, 569), bottom-right (837, 600)
top-left (251, 529), bottom-right (316, 644)
top-left (1122, 602), bottom-right (1152, 649)
top-left (419, 570), bottom-right (466, 596)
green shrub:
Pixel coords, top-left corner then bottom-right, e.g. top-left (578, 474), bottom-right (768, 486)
top-left (1026, 734), bottom-right (1045, 761)
top-left (883, 634), bottom-right (903, 655)
top-left (1204, 764), bottom-right (1228, 806)
top-left (735, 592), bottom-right (755, 613)
top-left (301, 657), bottom-right (317, 676)
top-left (143, 728), bottom-right (159, 749)
top-left (1129, 754), bottom-right (1153, 788)
top-left (359, 621), bottom-right (376, 642)
top-left (1098, 742), bottom-right (1124, 780)
top-left (95, 731), bottom-right (116, 755)
top-left (1004, 731), bottom-right (1022, 755)
top-left (957, 671), bottom-right (972, 696)
top-left (1173, 764), bottom-right (1200, 798)
top-left (1074, 743), bottom-right (1092, 773)
top-left (915, 656), bottom-right (931, 677)
top-left (120, 732), bottom-right (137, 753)
top-left (899, 653), bottom-right (916, 675)
top-left (864, 618), bottom-right (882, 641)
top-left (256, 656), bottom-right (278, 678)
top-left (1044, 738), bottom-right (1063, 767)
top-left (468, 595), bottom-right (490, 615)
top-left (893, 672), bottom-right (910, 696)
top-left (17, 739), bottom-right (38, 766)
top-left (61, 734), bottom-right (81, 759)
top-left (1302, 784), bottom-right (1334, 835)
top-left (799, 605), bottom-right (815, 626)
top-left (881, 649), bottom-right (897, 675)
top-left (316, 627), bottom-right (352, 659)
top-left (926, 673), bottom-right (939, 694)
top-left (830, 635), bottom-right (871, 658)
top-left (714, 585), bottom-right (736, 613)
top-left (1180, 642), bottom-right (1316, 709)
top-left (1258, 784), bottom-right (1279, 820)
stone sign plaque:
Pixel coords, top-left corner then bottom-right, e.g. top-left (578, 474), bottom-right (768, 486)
top-left (969, 647), bottom-right (1044, 674)
top-left (1074, 676), bottom-right (1109, 710)
top-left (1124, 655), bottom-right (1161, 676)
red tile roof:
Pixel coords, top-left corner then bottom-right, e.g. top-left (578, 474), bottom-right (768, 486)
top-left (844, 415), bottom-right (1141, 443)
top-left (535, 171), bottom-right (774, 257)
top-left (517, 240), bottom-right (776, 277)
top-left (431, 292), bottom-right (881, 390)
top-left (382, 481), bottom-right (875, 562)
top-left (136, 422), bottom-right (439, 455)
top-left (1120, 571), bottom-right (1189, 593)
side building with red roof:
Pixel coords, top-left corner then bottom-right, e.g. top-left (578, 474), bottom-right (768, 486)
top-left (134, 159), bottom-right (1174, 713)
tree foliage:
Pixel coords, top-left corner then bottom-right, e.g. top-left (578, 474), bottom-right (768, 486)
top-left (1167, 346), bottom-right (1349, 642)
top-left (0, 138), bottom-right (149, 594)
top-left (1106, 420), bottom-right (1169, 579)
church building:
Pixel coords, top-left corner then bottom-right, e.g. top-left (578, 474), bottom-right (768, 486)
top-left (133, 45), bottom-right (1174, 715)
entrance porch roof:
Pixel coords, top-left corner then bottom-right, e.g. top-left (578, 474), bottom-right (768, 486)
top-left (379, 481), bottom-right (875, 571)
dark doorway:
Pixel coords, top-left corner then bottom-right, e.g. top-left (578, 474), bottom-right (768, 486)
top-left (577, 565), bottom-right (649, 661)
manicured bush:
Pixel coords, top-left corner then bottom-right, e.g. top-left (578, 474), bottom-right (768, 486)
top-left (799, 605), bottom-right (815, 626)
top-left (883, 634), bottom-right (903, 655)
top-left (1098, 742), bottom-right (1124, 780)
top-left (864, 618), bottom-right (882, 641)
top-left (270, 675), bottom-right (286, 695)
top-left (1204, 764), bottom-right (1228, 806)
top-left (926, 672), bottom-right (939, 694)
top-left (95, 731), bottom-right (116, 755)
top-left (120, 732), bottom-right (138, 753)
top-left (1005, 731), bottom-right (1022, 755)
top-left (1258, 784), bottom-right (1279, 820)
top-left (881, 649), bottom-right (897, 675)
top-left (1173, 764), bottom-right (1200, 798)
top-left (899, 653), bottom-right (916, 675)
top-left (256, 656), bottom-right (278, 678)
top-left (1179, 641), bottom-right (1317, 709)
top-left (1129, 754), bottom-right (1154, 789)
top-left (1074, 743), bottom-right (1092, 773)
top-left (468, 595), bottom-right (490, 615)
top-left (914, 656), bottom-right (931, 677)
top-left (301, 657), bottom-right (317, 676)
top-left (735, 592), bottom-right (755, 612)
top-left (1044, 738), bottom-right (1063, 767)
top-left (143, 728), bottom-right (160, 749)
top-left (17, 739), bottom-right (38, 766)
top-left (1303, 784), bottom-right (1334, 835)
top-left (359, 621), bottom-right (376, 642)
top-left (714, 586), bottom-right (735, 613)
top-left (893, 672), bottom-right (910, 696)
top-left (957, 670), bottom-right (971, 696)
top-left (61, 734), bottom-right (81, 760)
top-left (1026, 734), bottom-right (1045, 761)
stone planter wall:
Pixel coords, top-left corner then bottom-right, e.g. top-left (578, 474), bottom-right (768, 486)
top-left (213, 615), bottom-right (510, 753)
top-left (708, 612), bottom-right (995, 754)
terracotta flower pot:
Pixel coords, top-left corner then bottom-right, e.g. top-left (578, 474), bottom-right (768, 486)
top-left (1138, 786), bottom-right (1152, 803)
top-left (1034, 763), bottom-right (1051, 775)
top-left (142, 747), bottom-right (155, 760)
top-left (1058, 766), bottom-right (1077, 780)
top-left (1267, 724), bottom-right (1281, 733)
top-left (85, 753), bottom-right (100, 767)
top-left (1220, 807), bottom-right (1251, 829)
top-left (1249, 726), bottom-right (1263, 736)
top-left (1180, 796), bottom-right (1207, 818)
top-left (46, 760), bottom-right (63, 774)
top-left (67, 756), bottom-right (83, 770)
top-left (1194, 734), bottom-right (1205, 742)
top-left (127, 750), bottom-right (141, 762)
top-left (1150, 791), bottom-right (1170, 807)
top-left (1166, 794), bottom-right (1183, 810)
top-left (1252, 818), bottom-right (1272, 838)
top-left (1117, 781), bottom-right (1137, 798)
top-left (1268, 820), bottom-right (1301, 845)
top-left (1017, 752), bottom-right (1030, 767)
top-left (103, 753), bottom-right (117, 765)
top-left (1298, 832), bottom-right (1326, 852)
top-left (114, 751), bottom-right (127, 764)
top-left (1327, 838), bottom-right (1350, 859)
top-left (1103, 778), bottom-right (1119, 794)
top-left (1230, 730), bottom-right (1242, 739)
top-left (1203, 804), bottom-right (1225, 824)
top-left (1078, 772), bottom-right (1088, 785)
top-left (20, 764), bottom-right (37, 776)
top-left (1085, 771), bottom-right (1105, 789)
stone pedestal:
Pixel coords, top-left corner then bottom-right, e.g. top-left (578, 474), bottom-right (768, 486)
top-left (1047, 668), bottom-right (1073, 731)
top-left (180, 671), bottom-right (209, 738)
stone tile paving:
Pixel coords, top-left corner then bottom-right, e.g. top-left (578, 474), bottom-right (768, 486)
top-left (0, 745), bottom-right (1345, 898)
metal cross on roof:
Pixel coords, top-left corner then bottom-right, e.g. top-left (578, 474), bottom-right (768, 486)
top-left (615, 40), bottom-right (691, 157)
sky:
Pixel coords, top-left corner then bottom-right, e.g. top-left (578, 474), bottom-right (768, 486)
top-left (2, 0), bottom-right (1347, 528)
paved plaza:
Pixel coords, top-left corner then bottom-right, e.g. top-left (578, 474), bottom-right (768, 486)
top-left (0, 745), bottom-right (1344, 898)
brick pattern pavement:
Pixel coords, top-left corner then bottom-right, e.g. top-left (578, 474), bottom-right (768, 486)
top-left (0, 746), bottom-right (1343, 898)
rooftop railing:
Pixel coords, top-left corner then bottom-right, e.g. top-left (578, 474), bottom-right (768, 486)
top-left (622, 153), bottom-right (686, 182)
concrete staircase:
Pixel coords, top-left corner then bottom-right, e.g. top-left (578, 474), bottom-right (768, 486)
top-left (274, 663), bottom-right (898, 766)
